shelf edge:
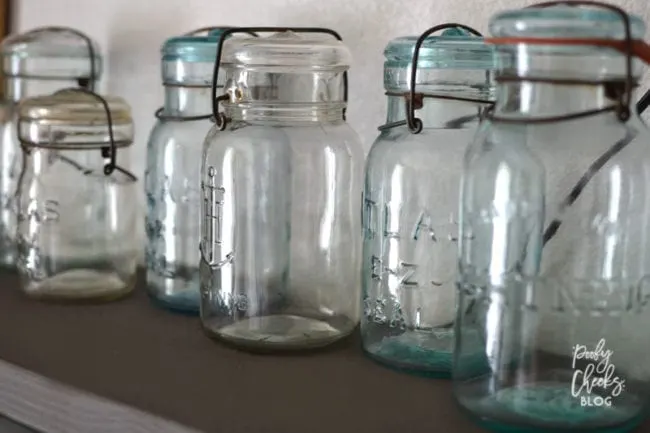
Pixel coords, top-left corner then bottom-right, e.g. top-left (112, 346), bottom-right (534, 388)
top-left (0, 359), bottom-right (201, 433)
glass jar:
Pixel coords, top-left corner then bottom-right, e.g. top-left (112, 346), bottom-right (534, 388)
top-left (455, 3), bottom-right (650, 432)
top-left (361, 26), bottom-right (495, 377)
top-left (15, 89), bottom-right (138, 302)
top-left (0, 27), bottom-right (101, 270)
top-left (200, 28), bottom-right (364, 352)
top-left (145, 28), bottom-right (228, 314)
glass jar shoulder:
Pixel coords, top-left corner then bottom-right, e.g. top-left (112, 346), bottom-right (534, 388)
top-left (366, 127), bottom-right (472, 180)
top-left (203, 121), bottom-right (364, 162)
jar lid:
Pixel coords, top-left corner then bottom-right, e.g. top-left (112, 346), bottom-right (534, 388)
top-left (384, 28), bottom-right (496, 70)
top-left (18, 89), bottom-right (133, 149)
top-left (490, 5), bottom-right (645, 40)
top-left (2, 27), bottom-right (102, 79)
top-left (162, 27), bottom-right (229, 63)
top-left (222, 30), bottom-right (352, 71)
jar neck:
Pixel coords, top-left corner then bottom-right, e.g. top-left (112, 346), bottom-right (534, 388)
top-left (163, 85), bottom-right (212, 117)
top-left (222, 68), bottom-right (347, 124)
top-left (386, 95), bottom-right (485, 129)
top-left (493, 82), bottom-right (639, 119)
top-left (225, 103), bottom-right (345, 124)
top-left (5, 77), bottom-right (93, 102)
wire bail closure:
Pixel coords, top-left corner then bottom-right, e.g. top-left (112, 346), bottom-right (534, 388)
top-left (153, 27), bottom-right (254, 123)
top-left (20, 26), bottom-right (98, 91)
top-left (403, 23), bottom-right (486, 135)
top-left (485, 1), bottom-right (640, 124)
top-left (54, 88), bottom-right (119, 176)
top-left (210, 27), bottom-right (350, 131)
top-left (482, 1), bottom-right (650, 248)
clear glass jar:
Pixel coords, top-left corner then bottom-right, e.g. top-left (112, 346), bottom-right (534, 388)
top-left (15, 89), bottom-right (138, 302)
top-left (145, 29), bottom-right (227, 314)
top-left (455, 5), bottom-right (650, 432)
top-left (200, 29), bottom-right (364, 352)
top-left (361, 27), bottom-right (495, 377)
top-left (0, 27), bottom-right (101, 270)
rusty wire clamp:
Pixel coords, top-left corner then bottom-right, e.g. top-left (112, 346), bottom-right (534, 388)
top-left (48, 88), bottom-right (136, 180)
top-left (379, 23), bottom-right (493, 134)
top-left (483, 0), bottom-right (650, 247)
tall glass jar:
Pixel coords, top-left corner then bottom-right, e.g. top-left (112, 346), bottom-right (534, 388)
top-left (455, 3), bottom-right (650, 432)
top-left (200, 28), bottom-right (364, 352)
top-left (361, 26), bottom-right (495, 377)
top-left (15, 89), bottom-right (138, 302)
top-left (0, 27), bottom-right (101, 270)
top-left (145, 28), bottom-right (228, 314)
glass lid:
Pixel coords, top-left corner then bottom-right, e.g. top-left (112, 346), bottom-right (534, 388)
top-left (490, 5), bottom-right (645, 40)
top-left (221, 30), bottom-right (352, 71)
top-left (18, 89), bottom-right (133, 149)
top-left (2, 27), bottom-right (102, 79)
top-left (385, 27), bottom-right (496, 70)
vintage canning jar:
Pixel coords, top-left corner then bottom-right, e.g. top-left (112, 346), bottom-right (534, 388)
top-left (455, 2), bottom-right (650, 432)
top-left (15, 89), bottom-right (138, 302)
top-left (361, 26), bottom-right (495, 376)
top-left (199, 28), bottom-right (364, 351)
top-left (0, 27), bottom-right (100, 270)
top-left (145, 28), bottom-right (228, 314)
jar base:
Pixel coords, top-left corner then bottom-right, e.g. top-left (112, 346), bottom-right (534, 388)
top-left (362, 327), bottom-right (489, 378)
top-left (456, 381), bottom-right (647, 433)
top-left (202, 314), bottom-right (356, 352)
top-left (147, 285), bottom-right (199, 315)
top-left (23, 269), bottom-right (136, 303)
top-left (146, 269), bottom-right (200, 315)
top-left (363, 329), bottom-right (455, 378)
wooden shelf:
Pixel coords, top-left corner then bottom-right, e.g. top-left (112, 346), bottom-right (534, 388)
top-left (0, 271), bottom-right (647, 433)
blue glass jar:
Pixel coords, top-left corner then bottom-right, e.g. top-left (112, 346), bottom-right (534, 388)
top-left (145, 29), bottom-right (227, 314)
top-left (455, 4), bottom-right (650, 432)
top-left (361, 26), bottom-right (495, 377)
top-left (0, 27), bottom-right (101, 270)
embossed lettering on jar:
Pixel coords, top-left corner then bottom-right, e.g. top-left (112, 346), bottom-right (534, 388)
top-left (361, 27), bottom-right (495, 376)
top-left (455, 4), bottom-right (650, 432)
top-left (15, 90), bottom-right (138, 302)
top-left (200, 30), bottom-right (364, 351)
top-left (0, 27), bottom-right (101, 270)
top-left (145, 29), bottom-right (228, 314)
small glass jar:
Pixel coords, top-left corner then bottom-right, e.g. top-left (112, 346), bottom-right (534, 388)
top-left (145, 28), bottom-right (227, 314)
top-left (455, 4), bottom-right (650, 432)
top-left (361, 26), bottom-right (495, 377)
top-left (0, 27), bottom-right (101, 270)
top-left (200, 28), bottom-right (364, 352)
top-left (15, 89), bottom-right (138, 302)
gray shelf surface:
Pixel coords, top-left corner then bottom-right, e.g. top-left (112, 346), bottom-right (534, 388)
top-left (0, 271), bottom-right (647, 433)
